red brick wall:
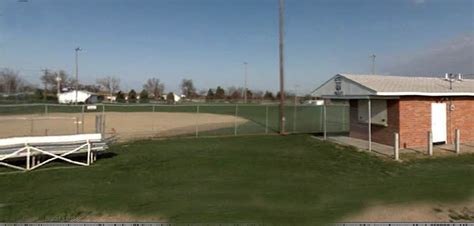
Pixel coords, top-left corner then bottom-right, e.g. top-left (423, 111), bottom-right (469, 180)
top-left (349, 99), bottom-right (400, 146)
top-left (348, 97), bottom-right (474, 149)
top-left (398, 97), bottom-right (474, 148)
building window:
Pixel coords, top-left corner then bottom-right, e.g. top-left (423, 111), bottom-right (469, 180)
top-left (358, 99), bottom-right (388, 126)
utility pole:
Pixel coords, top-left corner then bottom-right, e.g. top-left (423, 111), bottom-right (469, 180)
top-left (55, 74), bottom-right (62, 96)
top-left (278, 0), bottom-right (286, 134)
top-left (75, 47), bottom-right (82, 104)
top-left (243, 62), bottom-right (248, 104)
top-left (370, 54), bottom-right (376, 75)
top-left (41, 68), bottom-right (49, 102)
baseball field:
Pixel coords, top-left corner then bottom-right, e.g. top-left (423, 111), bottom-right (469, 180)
top-left (0, 104), bottom-right (349, 140)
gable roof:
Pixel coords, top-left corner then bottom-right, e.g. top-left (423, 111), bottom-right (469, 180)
top-left (312, 74), bottom-right (474, 97)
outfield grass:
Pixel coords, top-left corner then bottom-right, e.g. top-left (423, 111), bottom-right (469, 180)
top-left (1, 135), bottom-right (473, 224)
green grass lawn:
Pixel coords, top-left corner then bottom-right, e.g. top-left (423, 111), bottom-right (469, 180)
top-left (1, 135), bottom-right (473, 224)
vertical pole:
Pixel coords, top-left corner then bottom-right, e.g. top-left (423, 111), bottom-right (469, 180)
top-left (341, 105), bottom-right (346, 131)
top-left (243, 62), bottom-right (248, 104)
top-left (455, 129), bottom-right (460, 154)
top-left (152, 105), bottom-right (155, 112)
top-left (76, 117), bottom-right (79, 134)
top-left (234, 104), bottom-right (238, 136)
top-left (323, 103), bottom-right (327, 140)
top-left (394, 133), bottom-right (399, 161)
top-left (429, 131), bottom-right (433, 156)
top-left (87, 140), bottom-right (91, 165)
top-left (30, 118), bottom-right (34, 136)
top-left (81, 105), bottom-right (85, 133)
top-left (368, 98), bottom-right (372, 151)
top-left (45, 104), bottom-right (48, 115)
top-left (278, 0), bottom-right (286, 135)
top-left (319, 106), bottom-right (323, 131)
top-left (26, 143), bottom-right (30, 170)
top-left (265, 105), bottom-right (269, 134)
top-left (102, 104), bottom-right (106, 135)
top-left (195, 105), bottom-right (200, 138)
top-left (293, 98), bottom-right (297, 133)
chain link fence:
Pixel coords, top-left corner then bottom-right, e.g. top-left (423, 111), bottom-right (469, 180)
top-left (0, 103), bottom-right (349, 140)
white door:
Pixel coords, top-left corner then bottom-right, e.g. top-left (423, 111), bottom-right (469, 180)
top-left (431, 103), bottom-right (447, 143)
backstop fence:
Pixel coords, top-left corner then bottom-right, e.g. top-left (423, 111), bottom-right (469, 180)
top-left (0, 103), bottom-right (349, 141)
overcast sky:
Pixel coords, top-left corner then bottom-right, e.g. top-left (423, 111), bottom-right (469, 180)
top-left (0, 0), bottom-right (473, 94)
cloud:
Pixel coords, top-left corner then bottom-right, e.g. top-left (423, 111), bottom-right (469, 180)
top-left (381, 33), bottom-right (474, 76)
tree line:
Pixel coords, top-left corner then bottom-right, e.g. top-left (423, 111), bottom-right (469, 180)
top-left (0, 67), bottom-right (299, 103)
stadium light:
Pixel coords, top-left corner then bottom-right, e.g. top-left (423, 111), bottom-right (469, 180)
top-left (75, 47), bottom-right (82, 104)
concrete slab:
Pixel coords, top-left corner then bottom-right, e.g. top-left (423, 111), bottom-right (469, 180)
top-left (315, 135), bottom-right (474, 160)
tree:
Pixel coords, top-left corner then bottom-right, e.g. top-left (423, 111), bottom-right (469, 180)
top-left (0, 68), bottom-right (24, 94)
top-left (264, 91), bottom-right (275, 100)
top-left (40, 69), bottom-right (73, 93)
top-left (230, 90), bottom-right (240, 102)
top-left (215, 86), bottom-right (225, 100)
top-left (166, 92), bottom-right (175, 104)
top-left (143, 78), bottom-right (165, 99)
top-left (97, 76), bottom-right (120, 96)
top-left (246, 90), bottom-right (253, 100)
top-left (128, 89), bottom-right (137, 101)
top-left (116, 91), bottom-right (125, 101)
top-left (205, 89), bottom-right (215, 101)
top-left (254, 90), bottom-right (264, 100)
top-left (139, 89), bottom-right (149, 101)
top-left (227, 86), bottom-right (242, 100)
top-left (180, 79), bottom-right (196, 99)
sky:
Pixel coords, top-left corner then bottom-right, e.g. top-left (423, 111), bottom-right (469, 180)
top-left (0, 0), bottom-right (473, 94)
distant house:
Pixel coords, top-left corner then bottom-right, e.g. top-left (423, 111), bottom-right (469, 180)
top-left (312, 73), bottom-right (474, 149)
top-left (58, 90), bottom-right (99, 104)
top-left (161, 93), bottom-right (181, 102)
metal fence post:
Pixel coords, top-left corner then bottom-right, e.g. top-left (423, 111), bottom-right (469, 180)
top-left (394, 133), bottom-right (399, 161)
top-left (44, 104), bottom-right (48, 115)
top-left (152, 105), bottom-right (155, 112)
top-left (234, 104), bottom-right (238, 136)
top-left (81, 105), bottom-right (85, 133)
top-left (75, 116), bottom-right (79, 134)
top-left (265, 105), bottom-right (269, 134)
top-left (195, 105), bottom-right (200, 138)
top-left (293, 102), bottom-right (297, 133)
top-left (455, 129), bottom-right (460, 154)
top-left (323, 103), bottom-right (327, 140)
top-left (341, 105), bottom-right (346, 131)
top-left (428, 131), bottom-right (433, 156)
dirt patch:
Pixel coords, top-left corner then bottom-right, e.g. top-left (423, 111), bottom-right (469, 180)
top-left (0, 112), bottom-right (248, 141)
top-left (342, 198), bottom-right (474, 222)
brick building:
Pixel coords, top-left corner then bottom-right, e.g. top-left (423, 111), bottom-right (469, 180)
top-left (312, 74), bottom-right (474, 148)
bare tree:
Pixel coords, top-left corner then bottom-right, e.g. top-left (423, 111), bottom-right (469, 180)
top-left (0, 68), bottom-right (24, 94)
top-left (180, 79), bottom-right (196, 99)
top-left (143, 78), bottom-right (165, 99)
top-left (97, 76), bottom-right (120, 96)
top-left (40, 69), bottom-right (74, 93)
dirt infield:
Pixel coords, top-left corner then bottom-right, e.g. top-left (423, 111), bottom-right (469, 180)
top-left (0, 112), bottom-right (248, 141)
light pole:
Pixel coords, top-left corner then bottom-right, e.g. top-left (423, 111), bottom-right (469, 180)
top-left (243, 62), bottom-right (248, 104)
top-left (75, 47), bottom-right (82, 104)
top-left (278, 0), bottom-right (286, 134)
top-left (370, 54), bottom-right (376, 75)
top-left (55, 74), bottom-right (61, 97)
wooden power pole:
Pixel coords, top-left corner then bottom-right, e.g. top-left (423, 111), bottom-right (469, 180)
top-left (278, 0), bottom-right (286, 134)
